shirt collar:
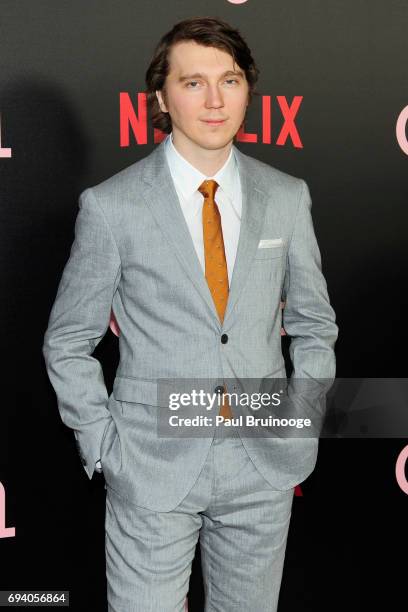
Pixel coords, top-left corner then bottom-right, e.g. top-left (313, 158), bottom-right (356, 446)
top-left (164, 132), bottom-right (237, 202)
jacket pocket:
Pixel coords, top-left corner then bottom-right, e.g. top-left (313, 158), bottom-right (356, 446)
top-left (112, 376), bottom-right (175, 407)
top-left (254, 245), bottom-right (284, 260)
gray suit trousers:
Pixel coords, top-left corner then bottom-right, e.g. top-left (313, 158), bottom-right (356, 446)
top-left (104, 426), bottom-right (295, 612)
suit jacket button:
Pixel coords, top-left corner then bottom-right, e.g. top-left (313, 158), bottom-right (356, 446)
top-left (221, 334), bottom-right (228, 344)
top-left (214, 385), bottom-right (225, 395)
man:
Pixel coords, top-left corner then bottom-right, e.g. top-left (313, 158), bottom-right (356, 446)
top-left (43, 16), bottom-right (338, 612)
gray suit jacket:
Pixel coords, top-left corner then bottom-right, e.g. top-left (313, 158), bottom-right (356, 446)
top-left (43, 139), bottom-right (338, 511)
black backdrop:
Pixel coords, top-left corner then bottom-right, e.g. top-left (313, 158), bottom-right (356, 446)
top-left (1, 1), bottom-right (407, 610)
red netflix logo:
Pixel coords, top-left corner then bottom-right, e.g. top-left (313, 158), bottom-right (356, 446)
top-left (119, 93), bottom-right (303, 148)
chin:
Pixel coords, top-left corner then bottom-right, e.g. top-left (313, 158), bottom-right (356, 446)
top-left (196, 134), bottom-right (234, 151)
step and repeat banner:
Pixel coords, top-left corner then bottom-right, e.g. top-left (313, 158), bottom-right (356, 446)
top-left (1, 1), bottom-right (407, 610)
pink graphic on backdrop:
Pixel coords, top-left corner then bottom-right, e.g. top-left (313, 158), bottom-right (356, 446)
top-left (0, 114), bottom-right (12, 158)
top-left (396, 105), bottom-right (408, 155)
top-left (227, 0), bottom-right (249, 4)
top-left (395, 445), bottom-right (408, 494)
top-left (0, 482), bottom-right (15, 538)
top-left (109, 311), bottom-right (120, 336)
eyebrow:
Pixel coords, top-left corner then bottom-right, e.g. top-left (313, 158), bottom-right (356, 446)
top-left (178, 70), bottom-right (245, 83)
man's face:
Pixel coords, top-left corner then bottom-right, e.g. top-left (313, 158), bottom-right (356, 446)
top-left (156, 40), bottom-right (250, 155)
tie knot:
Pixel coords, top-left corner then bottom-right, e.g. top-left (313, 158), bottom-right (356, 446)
top-left (198, 179), bottom-right (219, 200)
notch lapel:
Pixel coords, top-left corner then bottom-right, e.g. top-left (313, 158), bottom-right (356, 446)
top-left (139, 141), bottom-right (221, 325)
top-left (222, 146), bottom-right (268, 325)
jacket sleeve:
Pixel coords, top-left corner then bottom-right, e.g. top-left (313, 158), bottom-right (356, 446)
top-left (42, 187), bottom-right (121, 479)
top-left (281, 180), bottom-right (338, 433)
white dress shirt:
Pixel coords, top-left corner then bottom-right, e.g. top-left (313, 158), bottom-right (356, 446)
top-left (164, 132), bottom-right (242, 285)
top-left (95, 133), bottom-right (242, 474)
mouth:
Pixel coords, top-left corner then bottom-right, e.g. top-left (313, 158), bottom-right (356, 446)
top-left (201, 119), bottom-right (227, 126)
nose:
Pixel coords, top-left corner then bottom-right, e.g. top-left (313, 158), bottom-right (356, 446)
top-left (205, 84), bottom-right (224, 109)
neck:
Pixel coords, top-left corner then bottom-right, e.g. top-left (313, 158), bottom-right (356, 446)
top-left (171, 132), bottom-right (232, 176)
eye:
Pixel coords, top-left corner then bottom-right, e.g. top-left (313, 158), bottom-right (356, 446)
top-left (185, 78), bottom-right (239, 88)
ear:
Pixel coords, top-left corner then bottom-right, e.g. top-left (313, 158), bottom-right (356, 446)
top-left (155, 90), bottom-right (168, 113)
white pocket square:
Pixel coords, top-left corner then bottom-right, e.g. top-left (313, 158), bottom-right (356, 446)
top-left (258, 238), bottom-right (284, 249)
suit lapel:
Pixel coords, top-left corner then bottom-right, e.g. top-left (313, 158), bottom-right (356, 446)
top-left (140, 140), bottom-right (220, 324)
top-left (139, 139), bottom-right (268, 328)
top-left (223, 146), bottom-right (268, 325)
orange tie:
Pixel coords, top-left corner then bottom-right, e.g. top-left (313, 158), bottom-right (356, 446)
top-left (199, 179), bottom-right (233, 420)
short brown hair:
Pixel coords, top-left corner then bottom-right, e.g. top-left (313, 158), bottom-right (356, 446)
top-left (145, 16), bottom-right (260, 134)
